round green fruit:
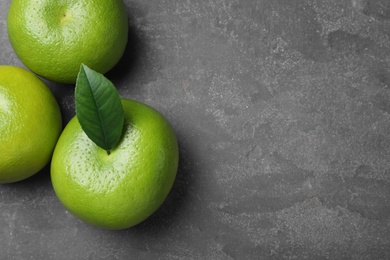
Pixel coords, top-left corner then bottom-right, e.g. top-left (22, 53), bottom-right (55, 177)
top-left (51, 99), bottom-right (179, 229)
top-left (0, 65), bottom-right (62, 183)
top-left (7, 0), bottom-right (128, 84)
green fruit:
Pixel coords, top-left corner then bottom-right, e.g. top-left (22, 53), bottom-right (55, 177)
top-left (51, 99), bottom-right (179, 229)
top-left (7, 0), bottom-right (128, 84)
top-left (0, 65), bottom-right (62, 183)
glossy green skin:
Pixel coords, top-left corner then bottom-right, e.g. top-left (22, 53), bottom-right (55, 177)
top-left (0, 66), bottom-right (62, 183)
top-left (51, 99), bottom-right (179, 229)
top-left (7, 0), bottom-right (128, 84)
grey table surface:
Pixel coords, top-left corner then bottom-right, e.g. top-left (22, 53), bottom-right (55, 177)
top-left (1, 0), bottom-right (390, 259)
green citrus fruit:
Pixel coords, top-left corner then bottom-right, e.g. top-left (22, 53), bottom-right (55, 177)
top-left (51, 99), bottom-right (179, 229)
top-left (7, 0), bottom-right (128, 84)
top-left (0, 65), bottom-right (62, 183)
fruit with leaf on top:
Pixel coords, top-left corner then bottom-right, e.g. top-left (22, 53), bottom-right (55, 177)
top-left (7, 0), bottom-right (128, 84)
top-left (51, 65), bottom-right (179, 229)
top-left (0, 65), bottom-right (62, 183)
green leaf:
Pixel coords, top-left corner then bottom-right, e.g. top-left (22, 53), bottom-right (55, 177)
top-left (75, 64), bottom-right (124, 152)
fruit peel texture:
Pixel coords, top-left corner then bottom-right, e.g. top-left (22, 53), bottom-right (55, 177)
top-left (7, 0), bottom-right (128, 83)
top-left (51, 99), bottom-right (179, 229)
top-left (0, 66), bottom-right (62, 183)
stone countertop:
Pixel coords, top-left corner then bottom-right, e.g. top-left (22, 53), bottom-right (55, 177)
top-left (1, 0), bottom-right (390, 259)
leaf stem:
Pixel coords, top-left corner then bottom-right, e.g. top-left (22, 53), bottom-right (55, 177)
top-left (106, 150), bottom-right (111, 155)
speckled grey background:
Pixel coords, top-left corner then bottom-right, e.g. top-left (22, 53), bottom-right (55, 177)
top-left (1, 0), bottom-right (390, 259)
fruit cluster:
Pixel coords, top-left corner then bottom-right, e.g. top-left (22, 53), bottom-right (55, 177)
top-left (0, 0), bottom-right (178, 230)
